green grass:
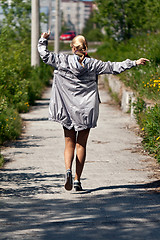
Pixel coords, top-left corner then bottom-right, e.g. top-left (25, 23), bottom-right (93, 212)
top-left (134, 100), bottom-right (160, 162)
top-left (95, 33), bottom-right (160, 101)
top-left (0, 107), bottom-right (22, 145)
top-left (0, 152), bottom-right (4, 168)
top-left (95, 32), bottom-right (160, 162)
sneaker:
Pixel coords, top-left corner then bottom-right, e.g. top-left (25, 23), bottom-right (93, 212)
top-left (74, 180), bottom-right (83, 191)
top-left (64, 169), bottom-right (73, 191)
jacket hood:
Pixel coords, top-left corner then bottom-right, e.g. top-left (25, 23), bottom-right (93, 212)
top-left (68, 54), bottom-right (90, 77)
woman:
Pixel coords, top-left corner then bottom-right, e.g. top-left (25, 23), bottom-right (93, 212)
top-left (38, 30), bottom-right (149, 191)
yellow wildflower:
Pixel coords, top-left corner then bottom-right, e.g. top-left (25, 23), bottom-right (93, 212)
top-left (156, 136), bottom-right (160, 141)
top-left (142, 128), bottom-right (144, 131)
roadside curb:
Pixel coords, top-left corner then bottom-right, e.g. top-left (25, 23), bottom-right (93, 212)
top-left (101, 74), bottom-right (156, 119)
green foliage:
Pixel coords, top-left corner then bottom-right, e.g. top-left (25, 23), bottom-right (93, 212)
top-left (95, 0), bottom-right (160, 40)
top-left (0, 1), bottom-right (52, 149)
top-left (134, 102), bottom-right (160, 162)
top-left (27, 62), bottom-right (52, 105)
top-left (0, 27), bottom-right (52, 112)
top-left (0, 105), bottom-right (22, 145)
top-left (95, 31), bottom-right (160, 161)
top-left (84, 28), bottom-right (104, 42)
top-left (132, 98), bottom-right (145, 126)
top-left (144, 0), bottom-right (160, 32)
top-left (1, 0), bottom-right (31, 41)
top-left (142, 105), bottom-right (160, 162)
top-left (96, 32), bottom-right (160, 101)
top-left (82, 12), bottom-right (104, 41)
top-left (0, 152), bottom-right (4, 168)
top-left (0, 92), bottom-right (22, 145)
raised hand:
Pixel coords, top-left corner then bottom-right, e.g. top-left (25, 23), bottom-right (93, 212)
top-left (41, 29), bottom-right (51, 39)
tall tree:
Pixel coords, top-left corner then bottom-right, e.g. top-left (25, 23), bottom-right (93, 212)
top-left (144, 0), bottom-right (160, 32)
top-left (1, 0), bottom-right (31, 42)
top-left (95, 0), bottom-right (159, 41)
top-left (82, 12), bottom-right (103, 41)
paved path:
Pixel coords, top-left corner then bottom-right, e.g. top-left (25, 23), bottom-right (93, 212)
top-left (0, 78), bottom-right (160, 240)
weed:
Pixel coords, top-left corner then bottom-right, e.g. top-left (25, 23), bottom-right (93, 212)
top-left (96, 33), bottom-right (160, 161)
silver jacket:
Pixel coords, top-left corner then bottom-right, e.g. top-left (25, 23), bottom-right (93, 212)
top-left (38, 38), bottom-right (136, 131)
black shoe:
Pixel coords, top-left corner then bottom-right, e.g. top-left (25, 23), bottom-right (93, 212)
top-left (74, 180), bottom-right (83, 191)
top-left (64, 169), bottom-right (73, 191)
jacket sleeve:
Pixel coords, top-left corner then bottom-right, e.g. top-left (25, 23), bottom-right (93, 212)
top-left (94, 59), bottom-right (137, 75)
top-left (37, 37), bottom-right (59, 68)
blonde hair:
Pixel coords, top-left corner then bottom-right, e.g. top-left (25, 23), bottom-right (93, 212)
top-left (70, 35), bottom-right (88, 65)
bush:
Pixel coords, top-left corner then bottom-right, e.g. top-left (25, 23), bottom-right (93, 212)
top-left (0, 103), bottom-right (22, 145)
top-left (0, 152), bottom-right (4, 168)
top-left (0, 1), bottom-right (53, 168)
top-left (95, 32), bottom-right (160, 161)
top-left (0, 55), bottom-right (52, 145)
top-left (28, 62), bottom-right (52, 105)
top-left (96, 32), bottom-right (160, 101)
top-left (134, 101), bottom-right (160, 162)
top-left (85, 29), bottom-right (104, 42)
top-left (0, 29), bottom-right (52, 113)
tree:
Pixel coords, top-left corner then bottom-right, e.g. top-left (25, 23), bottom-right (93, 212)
top-left (82, 12), bottom-right (104, 41)
top-left (95, 0), bottom-right (160, 41)
top-left (144, 0), bottom-right (160, 32)
top-left (1, 0), bottom-right (31, 42)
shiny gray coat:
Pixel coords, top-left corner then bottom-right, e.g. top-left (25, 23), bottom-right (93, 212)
top-left (38, 38), bottom-right (136, 131)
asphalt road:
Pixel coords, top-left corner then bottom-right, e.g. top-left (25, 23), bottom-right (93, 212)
top-left (0, 77), bottom-right (160, 240)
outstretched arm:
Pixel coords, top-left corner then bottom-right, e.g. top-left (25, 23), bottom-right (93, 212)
top-left (95, 58), bottom-right (150, 75)
top-left (37, 30), bottom-right (58, 68)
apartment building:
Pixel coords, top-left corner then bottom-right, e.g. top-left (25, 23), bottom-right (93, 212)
top-left (40, 0), bottom-right (57, 34)
top-left (61, 0), bottom-right (93, 34)
top-left (40, 0), bottom-right (93, 34)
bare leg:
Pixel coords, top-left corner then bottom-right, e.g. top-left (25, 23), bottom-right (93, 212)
top-left (63, 128), bottom-right (76, 171)
top-left (75, 128), bottom-right (90, 181)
